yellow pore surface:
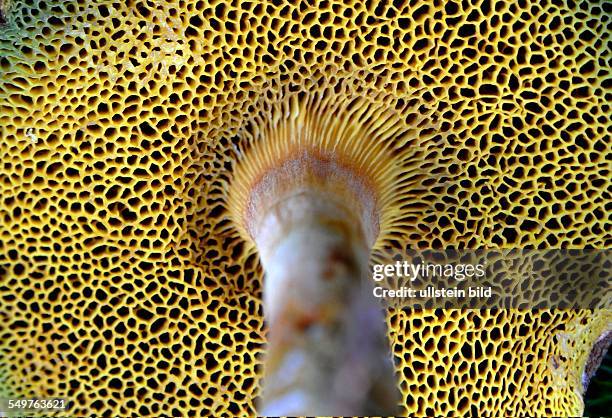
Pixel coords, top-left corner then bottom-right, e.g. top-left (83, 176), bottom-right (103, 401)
top-left (0, 0), bottom-right (610, 416)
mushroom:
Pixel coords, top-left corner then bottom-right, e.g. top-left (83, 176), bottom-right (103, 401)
top-left (227, 87), bottom-right (413, 414)
top-left (0, 0), bottom-right (610, 416)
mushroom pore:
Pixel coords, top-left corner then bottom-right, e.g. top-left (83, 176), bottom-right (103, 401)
top-left (1, 0), bottom-right (610, 415)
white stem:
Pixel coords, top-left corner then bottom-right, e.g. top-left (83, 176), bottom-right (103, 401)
top-left (255, 191), bottom-right (399, 415)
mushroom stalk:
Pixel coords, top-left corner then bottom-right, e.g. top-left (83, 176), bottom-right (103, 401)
top-left (254, 189), bottom-right (400, 415)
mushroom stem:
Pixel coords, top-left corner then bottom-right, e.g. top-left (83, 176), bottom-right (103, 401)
top-left (254, 189), bottom-right (400, 415)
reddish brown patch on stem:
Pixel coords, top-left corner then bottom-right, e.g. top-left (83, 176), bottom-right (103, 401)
top-left (294, 313), bottom-right (318, 332)
top-left (322, 246), bottom-right (358, 280)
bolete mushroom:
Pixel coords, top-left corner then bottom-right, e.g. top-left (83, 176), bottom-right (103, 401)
top-left (227, 89), bottom-right (413, 414)
top-left (0, 0), bottom-right (610, 416)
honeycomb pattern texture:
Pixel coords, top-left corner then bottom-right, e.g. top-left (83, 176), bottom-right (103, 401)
top-left (0, 0), bottom-right (610, 415)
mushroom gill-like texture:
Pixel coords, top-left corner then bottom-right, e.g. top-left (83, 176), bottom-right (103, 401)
top-left (0, 0), bottom-right (610, 416)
